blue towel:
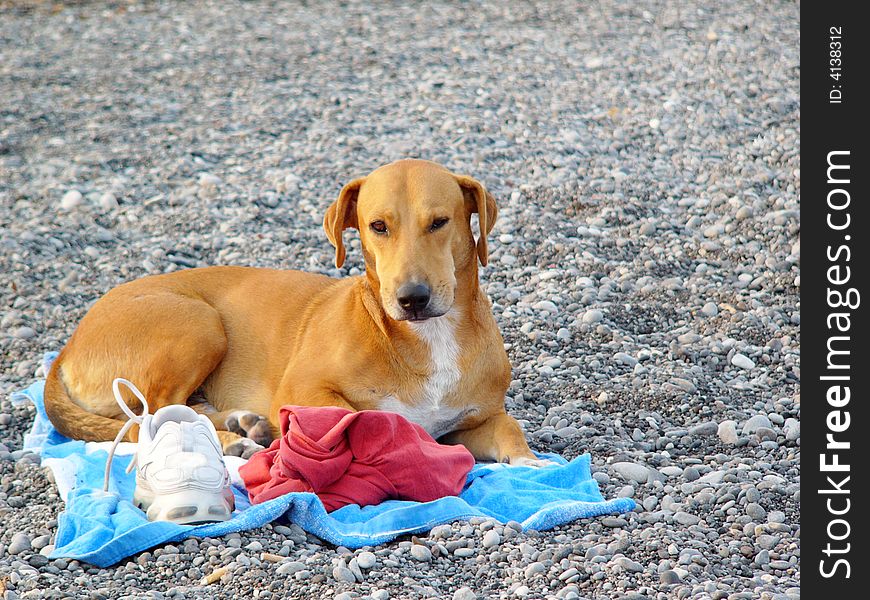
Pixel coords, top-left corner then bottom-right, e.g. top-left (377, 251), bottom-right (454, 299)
top-left (11, 354), bottom-right (635, 567)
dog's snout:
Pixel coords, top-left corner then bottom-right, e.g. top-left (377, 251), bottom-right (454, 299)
top-left (397, 283), bottom-right (431, 312)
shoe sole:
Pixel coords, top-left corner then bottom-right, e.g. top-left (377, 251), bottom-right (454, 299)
top-left (134, 485), bottom-right (235, 525)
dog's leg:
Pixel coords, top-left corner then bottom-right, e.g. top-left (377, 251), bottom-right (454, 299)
top-left (192, 408), bottom-right (276, 448)
top-left (215, 431), bottom-right (264, 459)
top-left (440, 412), bottom-right (554, 467)
top-left (189, 406), bottom-right (274, 456)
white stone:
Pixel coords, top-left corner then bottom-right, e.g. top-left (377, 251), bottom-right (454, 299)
top-left (356, 551), bottom-right (376, 569)
top-left (98, 192), bottom-right (118, 211)
top-left (731, 353), bottom-right (755, 370)
top-left (61, 190), bottom-right (83, 210)
top-left (717, 420), bottom-right (738, 444)
top-left (582, 309), bottom-right (604, 324)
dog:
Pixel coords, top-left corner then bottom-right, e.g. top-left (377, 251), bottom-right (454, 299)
top-left (44, 159), bottom-right (548, 466)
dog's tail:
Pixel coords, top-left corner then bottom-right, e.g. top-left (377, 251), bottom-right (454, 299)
top-left (44, 354), bottom-right (128, 442)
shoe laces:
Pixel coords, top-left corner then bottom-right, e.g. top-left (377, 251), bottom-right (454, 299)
top-left (103, 378), bottom-right (150, 493)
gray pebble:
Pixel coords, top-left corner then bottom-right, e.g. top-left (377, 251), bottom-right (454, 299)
top-left (660, 570), bottom-right (681, 585)
top-left (746, 503), bottom-right (767, 520)
top-left (700, 302), bottom-right (719, 317)
top-left (482, 530), bottom-right (501, 549)
top-left (674, 512), bottom-right (700, 526)
top-left (454, 588), bottom-right (477, 600)
top-left (8, 533), bottom-right (32, 555)
top-left (13, 326), bottom-right (36, 340)
top-left (410, 544), bottom-right (433, 562)
top-left (357, 551), bottom-right (376, 569)
top-left (743, 415), bottom-right (773, 434)
top-left (582, 309), bottom-right (604, 324)
top-left (332, 566), bottom-right (356, 583)
top-left (612, 462), bottom-right (649, 484)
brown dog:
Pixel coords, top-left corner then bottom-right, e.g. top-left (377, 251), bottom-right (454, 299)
top-left (44, 159), bottom-right (548, 466)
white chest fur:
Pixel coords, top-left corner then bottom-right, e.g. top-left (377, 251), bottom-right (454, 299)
top-left (380, 312), bottom-right (469, 438)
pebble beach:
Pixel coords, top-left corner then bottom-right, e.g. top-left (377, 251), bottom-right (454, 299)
top-left (0, 1), bottom-right (800, 598)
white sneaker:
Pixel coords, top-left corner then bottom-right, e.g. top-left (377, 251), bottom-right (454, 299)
top-left (104, 378), bottom-right (234, 524)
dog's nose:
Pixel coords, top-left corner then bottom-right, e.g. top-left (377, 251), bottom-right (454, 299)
top-left (397, 283), bottom-right (431, 312)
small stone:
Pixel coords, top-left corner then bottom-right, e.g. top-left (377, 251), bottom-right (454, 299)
top-left (482, 530), bottom-right (501, 549)
top-left (356, 551), bottom-right (376, 569)
top-left (674, 512), bottom-right (700, 526)
top-left (688, 422), bottom-right (718, 437)
top-left (13, 326), bottom-right (36, 340)
top-left (582, 309), bottom-right (604, 324)
top-left (61, 190), bottom-right (83, 209)
top-left (718, 420), bottom-right (739, 444)
top-left (453, 587), bottom-right (477, 600)
top-left (731, 353), bottom-right (756, 370)
top-left (736, 206), bottom-right (754, 220)
top-left (755, 427), bottom-right (778, 441)
top-left (743, 414), bottom-right (773, 434)
top-left (683, 466), bottom-right (700, 481)
top-left (614, 556), bottom-right (644, 572)
top-left (613, 352), bottom-right (638, 367)
top-left (669, 378), bottom-right (696, 393)
top-left (533, 300), bottom-right (558, 313)
top-left (768, 510), bottom-right (787, 524)
top-left (372, 591), bottom-right (390, 600)
top-left (28, 554), bottom-right (49, 568)
top-left (700, 302), bottom-right (719, 317)
top-left (746, 503), bottom-right (767, 520)
top-left (703, 224), bottom-right (724, 238)
top-left (347, 557), bottom-right (364, 582)
top-left (99, 192), bottom-right (119, 211)
top-left (8, 532), bottom-right (32, 555)
top-left (30, 535), bottom-right (51, 551)
top-left (783, 418), bottom-right (800, 441)
top-left (617, 485), bottom-right (635, 498)
top-left (282, 173), bottom-right (302, 192)
top-left (660, 570), bottom-right (681, 585)
top-left (332, 566), bottom-right (356, 583)
top-left (612, 461), bottom-right (649, 484)
top-left (698, 470), bottom-right (725, 485)
top-left (410, 544), bottom-right (432, 562)
top-left (198, 173), bottom-right (222, 187)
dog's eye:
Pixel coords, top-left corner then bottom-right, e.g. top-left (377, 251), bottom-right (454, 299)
top-left (370, 220), bottom-right (388, 234)
top-left (429, 217), bottom-right (449, 232)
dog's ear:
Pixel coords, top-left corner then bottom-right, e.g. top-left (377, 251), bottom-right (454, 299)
top-left (455, 174), bottom-right (498, 266)
top-left (323, 177), bottom-right (365, 268)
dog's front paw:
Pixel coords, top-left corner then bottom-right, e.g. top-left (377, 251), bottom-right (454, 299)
top-left (224, 436), bottom-right (265, 460)
top-left (506, 456), bottom-right (558, 468)
top-left (225, 411), bottom-right (274, 447)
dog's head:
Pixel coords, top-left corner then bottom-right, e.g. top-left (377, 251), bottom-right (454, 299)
top-left (323, 159), bottom-right (497, 322)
